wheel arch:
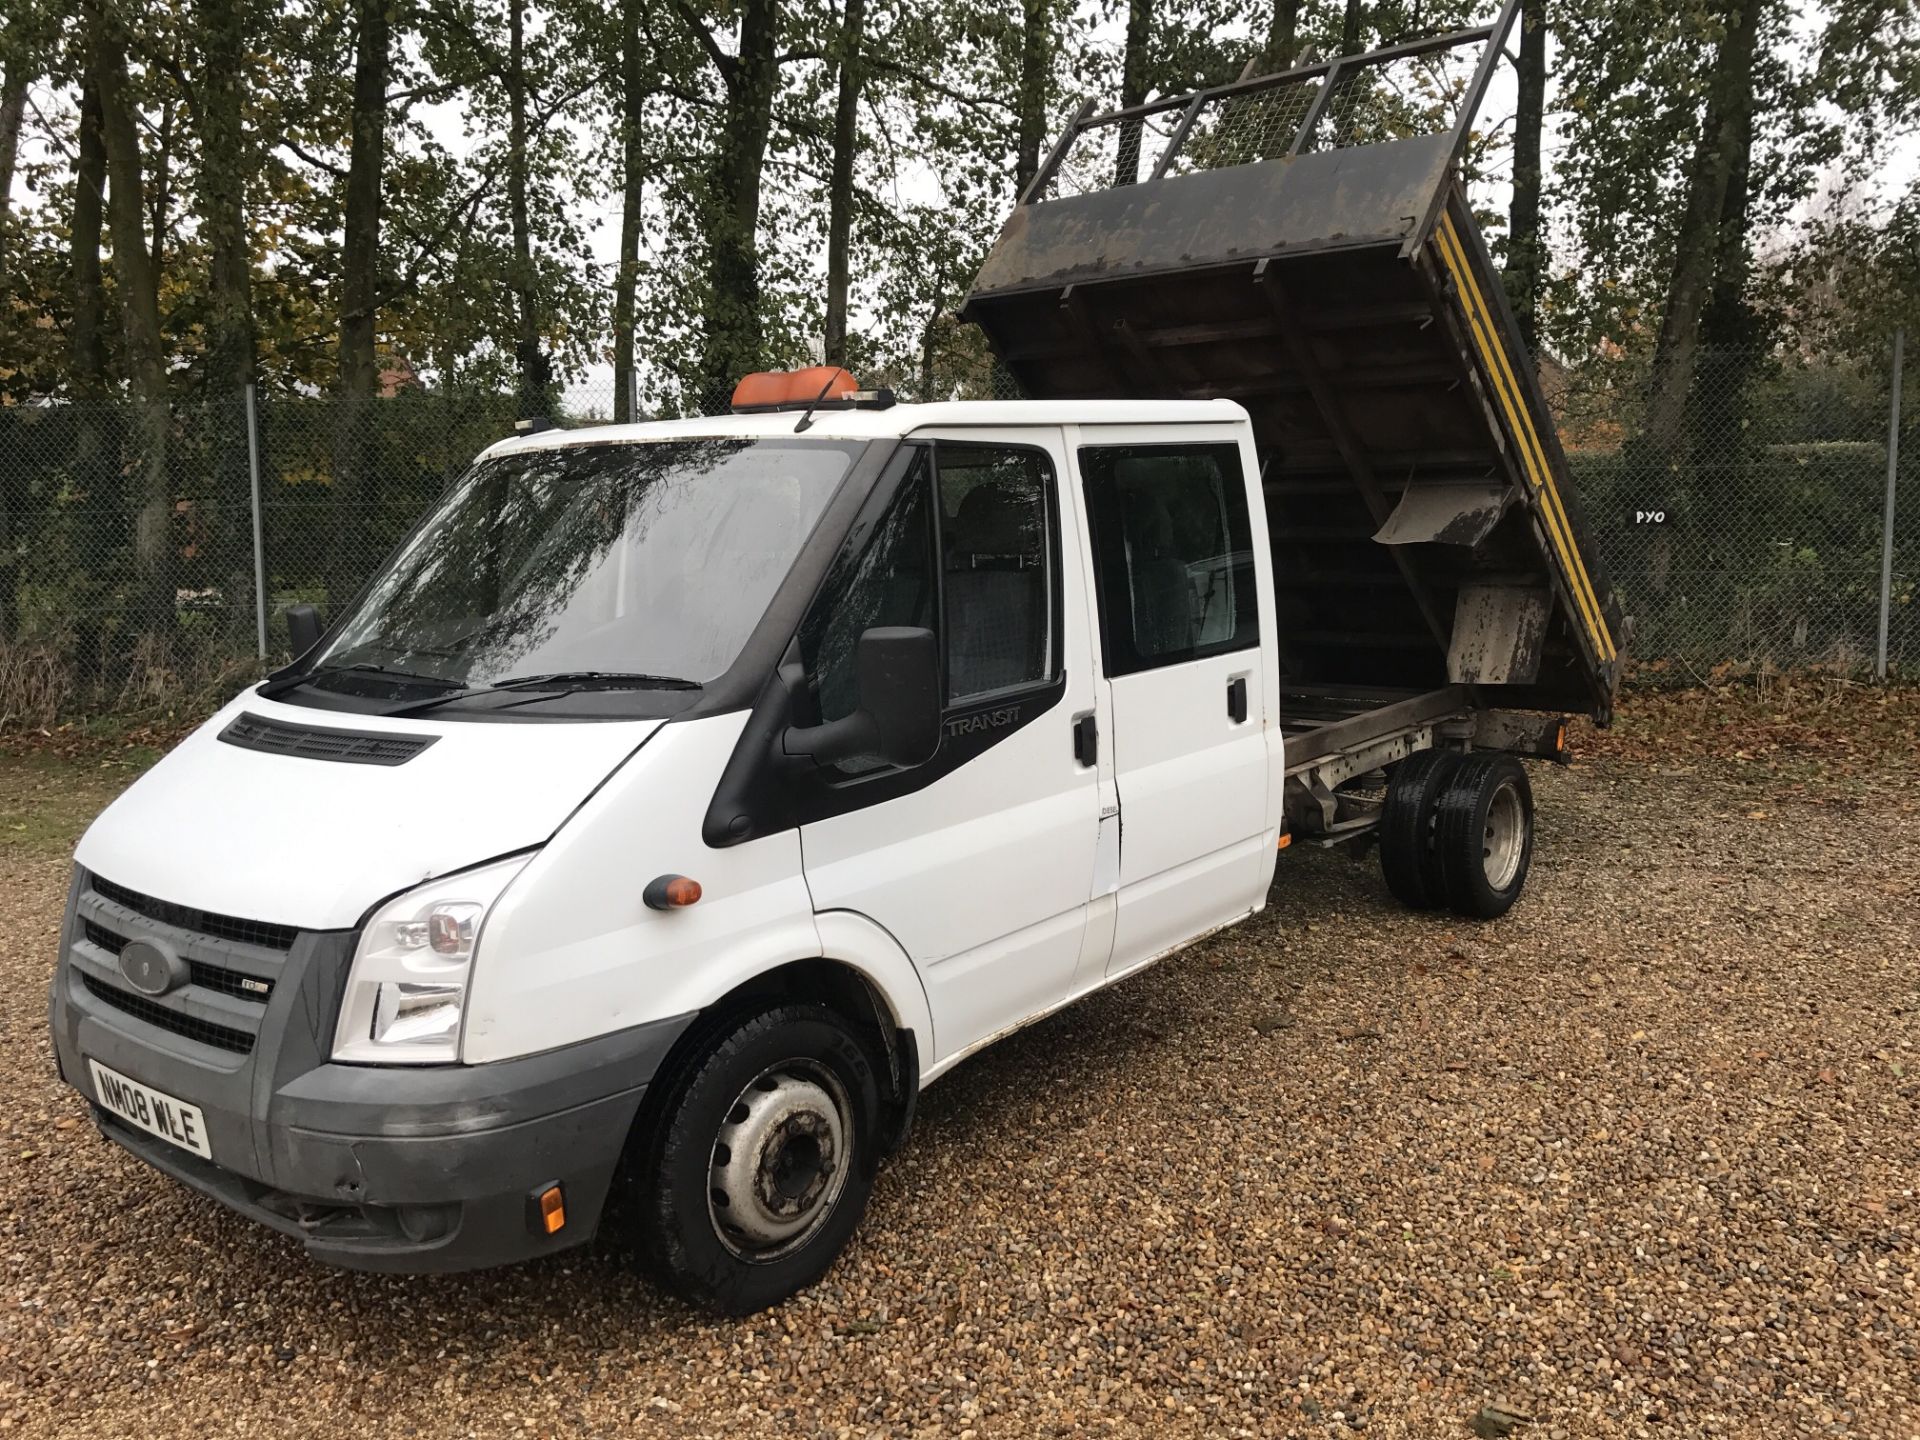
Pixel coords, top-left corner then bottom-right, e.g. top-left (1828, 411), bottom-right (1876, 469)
top-left (635, 913), bottom-right (931, 1159)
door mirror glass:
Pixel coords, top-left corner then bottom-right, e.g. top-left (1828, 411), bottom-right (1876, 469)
top-left (784, 625), bottom-right (940, 769)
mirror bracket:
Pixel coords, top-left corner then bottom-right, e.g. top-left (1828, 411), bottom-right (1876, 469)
top-left (778, 626), bottom-right (940, 772)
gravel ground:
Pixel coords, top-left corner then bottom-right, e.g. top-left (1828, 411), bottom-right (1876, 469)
top-left (2, 689), bottom-right (1918, 1439)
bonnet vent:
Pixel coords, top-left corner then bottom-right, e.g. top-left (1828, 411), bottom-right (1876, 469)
top-left (218, 712), bottom-right (439, 766)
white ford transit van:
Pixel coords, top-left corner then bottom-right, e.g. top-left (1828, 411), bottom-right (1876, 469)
top-left (50, 388), bottom-right (1323, 1312)
top-left (51, 11), bottom-right (1633, 1313)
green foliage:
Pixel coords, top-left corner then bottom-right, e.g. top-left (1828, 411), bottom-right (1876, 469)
top-left (2, 0), bottom-right (1918, 715)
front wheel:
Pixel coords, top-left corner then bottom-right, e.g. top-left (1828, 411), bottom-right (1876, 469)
top-left (628, 1003), bottom-right (882, 1314)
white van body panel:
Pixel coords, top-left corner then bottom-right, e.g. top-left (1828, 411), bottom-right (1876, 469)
top-left (74, 690), bottom-right (658, 930)
top-left (1066, 423), bottom-right (1283, 972)
top-left (462, 715), bottom-right (936, 1067)
top-left (796, 425), bottom-right (1103, 1069)
top-left (464, 712), bottom-right (819, 1062)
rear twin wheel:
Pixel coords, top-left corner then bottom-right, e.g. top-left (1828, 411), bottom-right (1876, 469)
top-left (1379, 750), bottom-right (1534, 919)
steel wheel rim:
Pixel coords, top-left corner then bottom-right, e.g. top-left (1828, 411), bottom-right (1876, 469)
top-left (1482, 781), bottom-right (1525, 891)
top-left (708, 1058), bottom-right (852, 1262)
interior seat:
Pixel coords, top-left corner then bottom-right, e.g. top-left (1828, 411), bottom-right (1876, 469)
top-left (945, 483), bottom-right (1046, 698)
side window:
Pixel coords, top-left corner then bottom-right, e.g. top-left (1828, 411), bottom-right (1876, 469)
top-left (796, 452), bottom-right (937, 768)
top-left (1079, 443), bottom-right (1258, 676)
top-left (937, 444), bottom-right (1055, 702)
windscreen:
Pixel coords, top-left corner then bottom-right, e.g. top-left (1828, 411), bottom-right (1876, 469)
top-left (317, 437), bottom-right (860, 688)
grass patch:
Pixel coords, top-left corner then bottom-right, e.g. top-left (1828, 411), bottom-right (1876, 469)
top-left (0, 746), bottom-right (160, 859)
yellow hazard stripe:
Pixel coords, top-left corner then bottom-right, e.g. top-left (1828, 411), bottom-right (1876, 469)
top-left (1433, 211), bottom-right (1615, 664)
top-left (1435, 213), bottom-right (1613, 663)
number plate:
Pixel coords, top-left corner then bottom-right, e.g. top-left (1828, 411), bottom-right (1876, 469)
top-left (88, 1058), bottom-right (213, 1160)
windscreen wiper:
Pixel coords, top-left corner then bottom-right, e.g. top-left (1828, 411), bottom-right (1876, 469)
top-left (258, 661), bottom-right (463, 700)
top-left (494, 670), bottom-right (702, 691)
top-left (383, 670), bottom-right (702, 716)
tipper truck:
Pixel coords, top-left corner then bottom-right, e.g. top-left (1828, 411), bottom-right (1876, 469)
top-left (48, 1), bottom-right (1615, 1314)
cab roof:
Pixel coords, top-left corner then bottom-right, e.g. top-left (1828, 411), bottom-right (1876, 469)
top-left (480, 398), bottom-right (1250, 460)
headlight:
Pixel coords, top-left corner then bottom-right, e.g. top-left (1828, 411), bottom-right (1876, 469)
top-left (332, 854), bottom-right (532, 1064)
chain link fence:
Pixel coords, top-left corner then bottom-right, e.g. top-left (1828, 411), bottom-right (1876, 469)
top-left (1554, 337), bottom-right (1913, 684)
top-left (0, 337), bottom-right (1910, 726)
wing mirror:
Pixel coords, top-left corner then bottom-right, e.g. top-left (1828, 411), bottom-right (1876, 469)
top-left (285, 603), bottom-right (326, 658)
top-left (784, 626), bottom-right (941, 769)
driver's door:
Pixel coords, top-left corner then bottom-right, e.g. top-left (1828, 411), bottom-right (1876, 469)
top-left (794, 429), bottom-right (1100, 1071)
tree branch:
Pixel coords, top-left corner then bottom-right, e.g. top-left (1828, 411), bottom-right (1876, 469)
top-left (672, 0), bottom-right (736, 82)
top-left (278, 136), bottom-right (348, 177)
top-left (342, 170), bottom-right (498, 324)
top-left (21, 92), bottom-right (77, 163)
top-left (387, 78), bottom-right (474, 107)
top-left (530, 72), bottom-right (601, 130)
top-left (864, 54), bottom-right (1013, 118)
top-left (144, 47), bottom-right (200, 119)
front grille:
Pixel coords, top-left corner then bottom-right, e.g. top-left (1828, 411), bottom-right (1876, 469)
top-left (80, 974), bottom-right (255, 1054)
top-left (81, 920), bottom-right (274, 1002)
top-left (89, 874), bottom-right (299, 952)
top-left (219, 711), bottom-right (438, 767)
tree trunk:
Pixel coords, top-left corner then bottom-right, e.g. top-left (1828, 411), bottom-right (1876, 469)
top-left (332, 0), bottom-right (390, 610)
top-left (0, 60), bottom-right (27, 266)
top-left (507, 0), bottom-right (549, 419)
top-left (1013, 0), bottom-right (1050, 200)
top-left (147, 97), bottom-right (174, 278)
top-left (1340, 0), bottom-right (1364, 55)
top-left (823, 0), bottom-right (867, 368)
top-left (612, 0), bottom-right (646, 423)
top-left (694, 0), bottom-right (778, 410)
top-left (1504, 0), bottom-right (1546, 358)
top-left (70, 80), bottom-right (108, 391)
top-left (1684, 23), bottom-right (1761, 480)
top-left (918, 257), bottom-right (947, 399)
top-left (1263, 0), bottom-right (1301, 71)
top-left (195, 0), bottom-right (254, 394)
top-left (192, 0), bottom-right (258, 646)
top-left (66, 75), bottom-right (111, 667)
top-left (1638, 0), bottom-right (1759, 458)
top-left (91, 0), bottom-right (174, 650)
top-left (1113, 0), bottom-right (1152, 187)
top-left (0, 47), bottom-right (26, 635)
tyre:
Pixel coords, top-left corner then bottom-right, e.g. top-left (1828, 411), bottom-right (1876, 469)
top-left (1433, 752), bottom-right (1535, 919)
top-left (1378, 748), bottom-right (1462, 909)
top-left (628, 1003), bottom-right (882, 1314)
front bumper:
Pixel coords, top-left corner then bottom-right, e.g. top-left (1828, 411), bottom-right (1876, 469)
top-left (48, 869), bottom-right (694, 1273)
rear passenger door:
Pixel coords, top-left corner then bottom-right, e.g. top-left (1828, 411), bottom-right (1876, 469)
top-left (795, 430), bottom-right (1101, 1069)
top-left (1072, 430), bottom-right (1278, 977)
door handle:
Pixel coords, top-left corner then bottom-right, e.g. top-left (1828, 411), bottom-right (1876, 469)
top-left (1072, 710), bottom-right (1098, 766)
top-left (1227, 676), bottom-right (1248, 724)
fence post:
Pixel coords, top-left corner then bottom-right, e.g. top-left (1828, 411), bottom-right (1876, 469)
top-left (245, 382), bottom-right (268, 660)
top-left (1878, 327), bottom-right (1905, 682)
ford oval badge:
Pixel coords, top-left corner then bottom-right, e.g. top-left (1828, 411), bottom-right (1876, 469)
top-left (119, 937), bottom-right (188, 997)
